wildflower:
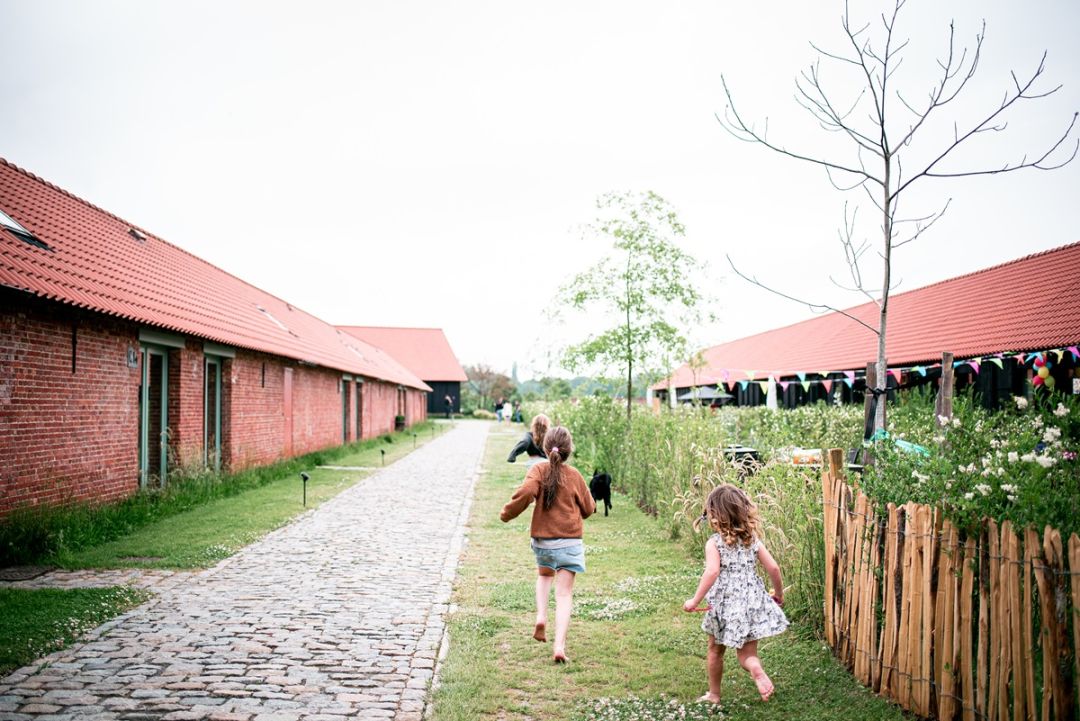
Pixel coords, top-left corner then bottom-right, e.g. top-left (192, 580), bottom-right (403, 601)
top-left (1036, 455), bottom-right (1057, 469)
top-left (945, 479), bottom-right (955, 489)
top-left (960, 463), bottom-right (977, 473)
top-left (1001, 484), bottom-right (1018, 494)
top-left (933, 435), bottom-right (946, 444)
top-left (1054, 403), bottom-right (1069, 417)
top-left (1014, 396), bottom-right (1029, 410)
top-left (975, 483), bottom-right (992, 496)
top-left (975, 419), bottom-right (984, 432)
top-left (995, 467), bottom-right (1006, 477)
top-left (1007, 451), bottom-right (1019, 464)
top-left (1033, 417), bottom-right (1044, 429)
top-left (964, 492), bottom-right (975, 501)
top-left (952, 417), bottom-right (962, 429)
top-left (911, 470), bottom-right (929, 483)
top-left (1021, 452), bottom-right (1036, 463)
top-left (1064, 451), bottom-right (1078, 461)
top-left (938, 415), bottom-right (951, 426)
top-left (990, 439), bottom-right (1001, 449)
top-left (1043, 427), bottom-right (1062, 444)
top-left (980, 468), bottom-right (992, 477)
top-left (1007, 494), bottom-right (1017, 503)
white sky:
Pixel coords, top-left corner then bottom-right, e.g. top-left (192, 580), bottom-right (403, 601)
top-left (2, 1), bottom-right (1077, 380)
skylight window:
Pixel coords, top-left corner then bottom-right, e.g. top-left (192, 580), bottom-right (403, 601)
top-left (256, 305), bottom-right (291, 333)
top-left (0, 207), bottom-right (50, 250)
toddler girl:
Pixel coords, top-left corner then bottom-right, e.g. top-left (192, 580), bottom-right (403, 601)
top-left (683, 483), bottom-right (788, 703)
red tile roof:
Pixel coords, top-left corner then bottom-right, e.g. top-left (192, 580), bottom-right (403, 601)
top-left (656, 241), bottom-right (1080, 389)
top-left (0, 158), bottom-right (430, 391)
top-left (336, 326), bottom-right (468, 382)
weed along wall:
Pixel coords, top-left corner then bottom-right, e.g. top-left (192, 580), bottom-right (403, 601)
top-left (821, 449), bottom-right (1080, 721)
top-left (0, 290), bottom-right (428, 518)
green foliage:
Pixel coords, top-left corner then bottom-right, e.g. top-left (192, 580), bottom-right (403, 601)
top-left (0, 423), bottom-right (434, 566)
top-left (557, 191), bottom-right (712, 415)
top-left (0, 586), bottom-right (150, 675)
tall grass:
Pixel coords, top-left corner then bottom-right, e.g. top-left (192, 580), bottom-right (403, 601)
top-left (0, 423), bottom-right (432, 566)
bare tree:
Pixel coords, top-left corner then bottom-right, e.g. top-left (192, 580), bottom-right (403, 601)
top-left (721, 0), bottom-right (1077, 433)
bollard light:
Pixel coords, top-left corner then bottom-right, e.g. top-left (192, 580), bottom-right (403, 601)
top-left (381, 448), bottom-right (386, 466)
top-left (412, 432), bottom-right (417, 448)
top-left (300, 472), bottom-right (310, 506)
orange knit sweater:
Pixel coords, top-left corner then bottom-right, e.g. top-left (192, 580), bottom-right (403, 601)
top-left (500, 462), bottom-right (595, 539)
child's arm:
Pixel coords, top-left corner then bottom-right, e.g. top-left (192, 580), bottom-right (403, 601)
top-left (499, 473), bottom-right (539, 522)
top-left (683, 540), bottom-right (721, 611)
top-left (756, 542), bottom-right (784, 605)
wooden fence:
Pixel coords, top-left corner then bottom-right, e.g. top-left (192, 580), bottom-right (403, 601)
top-left (822, 448), bottom-right (1080, 720)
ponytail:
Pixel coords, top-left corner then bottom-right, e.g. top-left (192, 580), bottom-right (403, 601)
top-left (540, 426), bottom-right (573, 510)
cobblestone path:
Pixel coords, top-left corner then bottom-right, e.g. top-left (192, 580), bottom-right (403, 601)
top-left (0, 422), bottom-right (489, 721)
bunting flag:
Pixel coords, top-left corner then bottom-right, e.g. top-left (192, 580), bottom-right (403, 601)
top-left (780, 381), bottom-right (791, 392)
top-left (800, 381), bottom-right (811, 392)
top-left (738, 380), bottom-right (749, 391)
top-left (1052, 349), bottom-right (1065, 363)
top-left (726, 381), bottom-right (737, 393)
top-left (720, 369), bottom-right (731, 382)
top-left (822, 379), bottom-right (833, 394)
top-left (1070, 346), bottom-right (1080, 360)
top-left (796, 372), bottom-right (806, 382)
top-left (842, 378), bottom-right (853, 388)
top-left (969, 361), bottom-right (980, 375)
top-left (889, 368), bottom-right (903, 384)
top-left (842, 370), bottom-right (856, 383)
top-left (746, 370), bottom-right (757, 380)
top-left (757, 380), bottom-right (770, 395)
top-left (1026, 352), bottom-right (1042, 363)
top-left (912, 366), bottom-right (926, 377)
top-left (987, 357), bottom-right (1004, 370)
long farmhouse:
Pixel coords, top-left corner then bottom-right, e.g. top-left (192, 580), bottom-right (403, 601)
top-left (0, 158), bottom-right (435, 516)
top-left (656, 241), bottom-right (1080, 409)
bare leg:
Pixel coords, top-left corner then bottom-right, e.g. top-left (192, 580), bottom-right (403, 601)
top-left (552, 569), bottom-right (576, 662)
top-left (534, 567), bottom-right (554, 641)
top-left (696, 635), bottom-right (724, 703)
top-left (736, 640), bottom-right (774, 701)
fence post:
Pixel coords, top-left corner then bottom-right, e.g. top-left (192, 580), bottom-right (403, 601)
top-left (936, 351), bottom-right (954, 426)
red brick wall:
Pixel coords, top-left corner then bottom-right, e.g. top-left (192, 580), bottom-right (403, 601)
top-left (0, 292), bottom-right (141, 514)
top-left (1, 291), bottom-right (429, 515)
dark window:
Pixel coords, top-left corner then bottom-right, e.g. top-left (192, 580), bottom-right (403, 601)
top-left (0, 208), bottom-right (50, 250)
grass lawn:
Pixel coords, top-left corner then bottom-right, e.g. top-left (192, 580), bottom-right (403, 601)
top-left (54, 424), bottom-right (446, 569)
top-left (429, 424), bottom-right (909, 721)
top-left (0, 586), bottom-right (150, 676)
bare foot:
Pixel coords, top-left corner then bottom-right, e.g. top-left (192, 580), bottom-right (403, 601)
top-left (751, 669), bottom-right (774, 701)
top-left (533, 622), bottom-right (546, 643)
top-left (553, 649), bottom-right (569, 664)
top-left (697, 693), bottom-right (721, 704)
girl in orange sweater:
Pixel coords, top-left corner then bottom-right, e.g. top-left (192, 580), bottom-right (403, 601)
top-left (500, 426), bottom-right (595, 663)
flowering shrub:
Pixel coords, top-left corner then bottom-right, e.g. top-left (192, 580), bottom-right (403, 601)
top-left (862, 393), bottom-right (1080, 536)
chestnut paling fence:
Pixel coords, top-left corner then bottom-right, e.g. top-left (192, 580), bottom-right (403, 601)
top-left (821, 449), bottom-right (1080, 721)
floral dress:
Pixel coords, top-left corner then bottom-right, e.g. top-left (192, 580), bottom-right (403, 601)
top-left (702, 534), bottom-right (789, 648)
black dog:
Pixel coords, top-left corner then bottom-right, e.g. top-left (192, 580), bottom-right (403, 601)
top-left (589, 471), bottom-right (612, 516)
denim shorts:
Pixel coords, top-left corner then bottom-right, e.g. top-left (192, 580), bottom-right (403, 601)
top-left (531, 540), bottom-right (586, 574)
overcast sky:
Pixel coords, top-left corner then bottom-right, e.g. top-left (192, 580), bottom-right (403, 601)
top-left (2, 1), bottom-right (1077, 380)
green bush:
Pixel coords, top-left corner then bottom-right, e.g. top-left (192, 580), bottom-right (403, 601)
top-left (472, 408), bottom-right (496, 419)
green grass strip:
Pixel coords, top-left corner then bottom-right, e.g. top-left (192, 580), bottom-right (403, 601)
top-left (0, 586), bottom-right (150, 676)
top-left (429, 424), bottom-right (907, 721)
top-left (1, 422), bottom-right (441, 568)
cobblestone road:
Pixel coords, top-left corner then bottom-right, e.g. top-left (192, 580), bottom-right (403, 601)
top-left (0, 421), bottom-right (489, 721)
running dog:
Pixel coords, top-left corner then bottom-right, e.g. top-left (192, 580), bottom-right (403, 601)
top-left (589, 471), bottom-right (613, 516)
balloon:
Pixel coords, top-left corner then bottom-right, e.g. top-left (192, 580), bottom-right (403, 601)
top-left (1033, 376), bottom-right (1044, 387)
top-left (1038, 366), bottom-right (1050, 379)
top-left (1045, 376), bottom-right (1056, 389)
top-left (1034, 355), bottom-right (1046, 367)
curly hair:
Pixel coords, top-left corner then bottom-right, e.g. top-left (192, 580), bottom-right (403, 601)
top-left (697, 483), bottom-right (760, 547)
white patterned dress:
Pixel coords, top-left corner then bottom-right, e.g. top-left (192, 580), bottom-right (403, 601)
top-left (702, 534), bottom-right (789, 648)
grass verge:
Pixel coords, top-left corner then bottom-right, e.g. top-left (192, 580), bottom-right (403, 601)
top-left (0, 586), bottom-right (150, 676)
top-left (51, 422), bottom-right (442, 569)
top-left (429, 424), bottom-right (908, 721)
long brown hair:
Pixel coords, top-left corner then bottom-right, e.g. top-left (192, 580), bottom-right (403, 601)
top-left (530, 414), bottom-right (551, 450)
top-left (697, 483), bottom-right (760, 546)
top-left (540, 426), bottom-right (573, 510)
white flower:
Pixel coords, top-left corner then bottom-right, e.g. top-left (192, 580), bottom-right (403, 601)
top-left (1007, 451), bottom-right (1019, 463)
top-left (990, 439), bottom-right (1001, 449)
top-left (1007, 494), bottom-right (1017, 503)
top-left (945, 479), bottom-right (955, 489)
top-left (952, 417), bottom-right (962, 429)
top-left (995, 467), bottom-right (1006, 477)
top-left (1014, 396), bottom-right (1029, 410)
top-left (975, 483), bottom-right (992, 496)
top-left (1033, 417), bottom-right (1044, 429)
top-left (911, 470), bottom-right (930, 483)
top-left (938, 415), bottom-right (951, 426)
top-left (1053, 403), bottom-right (1069, 417)
top-left (1036, 455), bottom-right (1057, 468)
top-left (960, 463), bottom-right (977, 473)
top-left (1021, 452), bottom-right (1036, 463)
top-left (980, 468), bottom-right (992, 477)
top-left (1043, 427), bottom-right (1062, 443)
top-left (975, 419), bottom-right (984, 432)
top-left (933, 435), bottom-right (946, 444)
top-left (1001, 484), bottom-right (1018, 493)
top-left (964, 492), bottom-right (975, 501)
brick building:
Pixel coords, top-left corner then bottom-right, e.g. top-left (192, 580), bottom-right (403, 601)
top-left (336, 326), bottom-right (468, 415)
top-left (0, 158), bottom-right (430, 516)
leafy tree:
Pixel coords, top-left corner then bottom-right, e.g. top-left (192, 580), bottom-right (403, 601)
top-left (463, 364), bottom-right (514, 413)
top-left (557, 191), bottom-right (712, 420)
top-left (721, 0), bottom-right (1076, 433)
